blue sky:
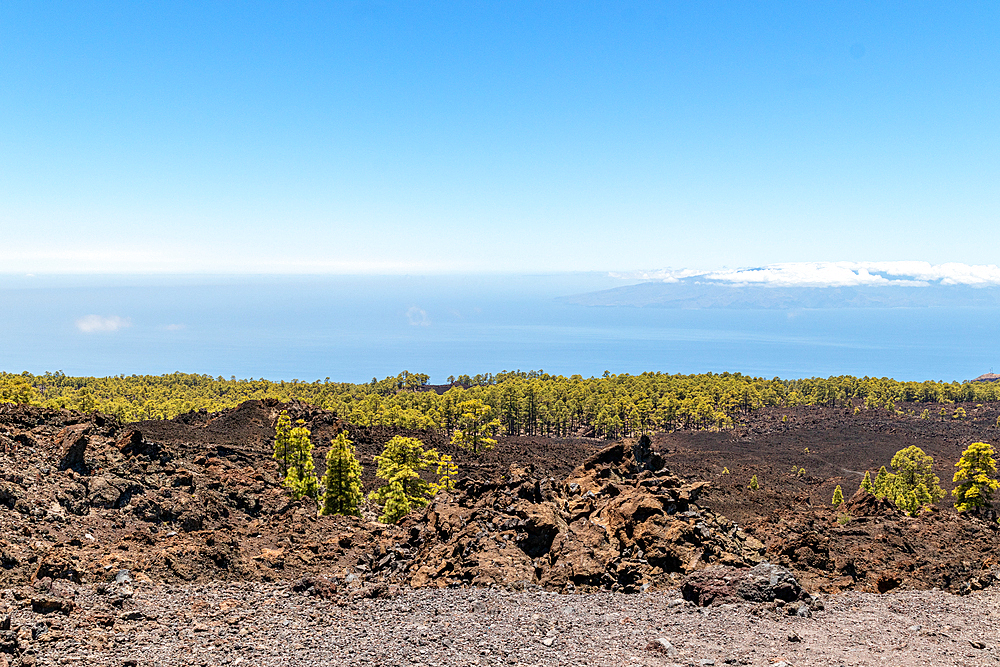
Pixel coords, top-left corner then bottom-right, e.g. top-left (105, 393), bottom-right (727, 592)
top-left (2, 2), bottom-right (998, 274)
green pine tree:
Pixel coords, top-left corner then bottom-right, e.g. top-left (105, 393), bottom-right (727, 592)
top-left (451, 399), bottom-right (500, 454)
top-left (379, 479), bottom-right (412, 524)
top-left (369, 436), bottom-right (439, 523)
top-left (319, 431), bottom-right (364, 517)
top-left (831, 485), bottom-right (844, 506)
top-left (285, 421), bottom-right (319, 500)
top-left (748, 474), bottom-right (759, 491)
top-left (889, 445), bottom-right (944, 505)
top-left (896, 482), bottom-right (933, 517)
top-left (952, 442), bottom-right (1000, 513)
top-left (859, 470), bottom-right (873, 494)
top-left (433, 453), bottom-right (458, 493)
top-left (872, 466), bottom-right (890, 499)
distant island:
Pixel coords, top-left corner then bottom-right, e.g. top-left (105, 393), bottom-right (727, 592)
top-left (562, 281), bottom-right (1000, 309)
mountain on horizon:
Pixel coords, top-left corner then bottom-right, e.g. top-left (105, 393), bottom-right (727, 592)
top-left (562, 281), bottom-right (1000, 309)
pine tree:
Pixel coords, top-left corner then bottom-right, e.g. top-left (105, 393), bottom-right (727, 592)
top-left (896, 482), bottom-right (933, 517)
top-left (831, 485), bottom-right (844, 506)
top-left (369, 436), bottom-right (439, 523)
top-left (952, 442), bottom-right (1000, 513)
top-left (433, 454), bottom-right (458, 493)
top-left (379, 479), bottom-right (412, 524)
top-left (748, 474), bottom-right (759, 491)
top-left (319, 431), bottom-right (364, 517)
top-left (872, 466), bottom-right (890, 498)
top-left (859, 471), bottom-right (873, 494)
top-left (889, 445), bottom-right (944, 505)
top-left (285, 421), bottom-right (319, 500)
top-left (451, 399), bottom-right (500, 454)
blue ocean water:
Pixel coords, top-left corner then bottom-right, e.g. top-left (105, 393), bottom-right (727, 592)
top-left (0, 274), bottom-right (996, 383)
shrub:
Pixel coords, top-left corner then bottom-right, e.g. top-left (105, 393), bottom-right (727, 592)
top-left (920, 409), bottom-right (930, 420)
top-left (953, 407), bottom-right (967, 420)
top-left (952, 442), bottom-right (1000, 513)
top-left (721, 467), bottom-right (730, 475)
top-left (831, 485), bottom-right (844, 506)
top-left (836, 513), bottom-right (851, 525)
top-left (369, 436), bottom-right (439, 523)
top-left (748, 474), bottom-right (759, 491)
top-left (319, 431), bottom-right (364, 517)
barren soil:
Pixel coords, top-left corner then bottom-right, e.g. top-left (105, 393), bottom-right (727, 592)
top-left (8, 582), bottom-right (1000, 666)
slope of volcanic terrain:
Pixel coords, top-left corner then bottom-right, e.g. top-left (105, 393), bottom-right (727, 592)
top-left (0, 400), bottom-right (999, 666)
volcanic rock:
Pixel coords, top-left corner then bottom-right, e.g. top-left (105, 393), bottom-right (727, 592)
top-left (392, 436), bottom-right (765, 592)
top-left (680, 562), bottom-right (804, 606)
top-left (56, 424), bottom-right (90, 473)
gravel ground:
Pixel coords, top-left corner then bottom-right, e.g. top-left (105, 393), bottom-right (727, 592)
top-left (9, 583), bottom-right (1000, 667)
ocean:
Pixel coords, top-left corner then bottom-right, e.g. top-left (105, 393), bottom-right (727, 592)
top-left (0, 273), bottom-right (996, 383)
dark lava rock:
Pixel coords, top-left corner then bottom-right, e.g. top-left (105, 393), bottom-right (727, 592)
top-left (292, 576), bottom-right (338, 599)
top-left (393, 439), bottom-right (766, 593)
top-left (843, 488), bottom-right (898, 517)
top-left (31, 596), bottom-right (75, 615)
top-left (57, 424), bottom-right (91, 473)
top-left (736, 562), bottom-right (802, 602)
top-left (681, 562), bottom-right (804, 606)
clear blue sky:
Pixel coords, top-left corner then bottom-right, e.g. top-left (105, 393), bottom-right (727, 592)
top-left (2, 1), bottom-right (998, 274)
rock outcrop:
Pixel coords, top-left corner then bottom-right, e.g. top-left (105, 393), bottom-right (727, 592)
top-left (376, 436), bottom-right (766, 592)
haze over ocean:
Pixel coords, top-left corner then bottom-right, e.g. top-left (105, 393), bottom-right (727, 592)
top-left (2, 274), bottom-right (996, 384)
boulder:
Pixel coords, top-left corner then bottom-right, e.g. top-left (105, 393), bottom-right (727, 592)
top-left (292, 576), bottom-right (338, 599)
top-left (843, 488), bottom-right (898, 517)
top-left (87, 476), bottom-right (143, 509)
top-left (33, 551), bottom-right (83, 583)
top-left (736, 562), bottom-right (801, 602)
top-left (56, 424), bottom-right (91, 473)
top-left (681, 563), bottom-right (804, 606)
top-left (680, 566), bottom-right (744, 606)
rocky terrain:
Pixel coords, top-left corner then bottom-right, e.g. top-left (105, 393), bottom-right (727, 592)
top-left (1, 399), bottom-right (999, 665)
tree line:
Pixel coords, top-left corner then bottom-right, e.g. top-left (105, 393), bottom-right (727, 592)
top-left (3, 370), bottom-right (1000, 440)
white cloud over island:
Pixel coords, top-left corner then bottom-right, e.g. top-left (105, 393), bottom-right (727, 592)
top-left (617, 262), bottom-right (1000, 288)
